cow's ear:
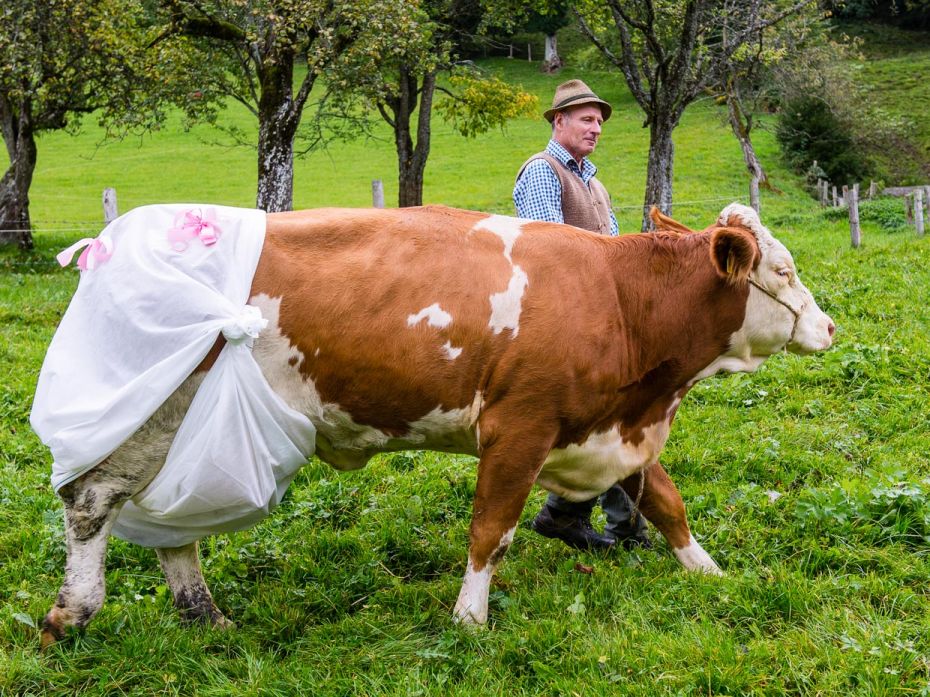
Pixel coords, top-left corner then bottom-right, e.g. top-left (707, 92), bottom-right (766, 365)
top-left (710, 227), bottom-right (759, 285)
top-left (650, 207), bottom-right (696, 234)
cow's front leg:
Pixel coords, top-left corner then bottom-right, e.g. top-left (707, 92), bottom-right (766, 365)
top-left (156, 542), bottom-right (231, 628)
top-left (620, 462), bottom-right (722, 575)
top-left (453, 414), bottom-right (556, 625)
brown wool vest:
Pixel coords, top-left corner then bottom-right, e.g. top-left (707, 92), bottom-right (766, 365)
top-left (517, 152), bottom-right (613, 235)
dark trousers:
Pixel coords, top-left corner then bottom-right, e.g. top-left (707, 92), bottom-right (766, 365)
top-left (544, 483), bottom-right (646, 538)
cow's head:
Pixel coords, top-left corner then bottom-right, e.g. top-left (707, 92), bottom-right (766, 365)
top-left (710, 203), bottom-right (835, 357)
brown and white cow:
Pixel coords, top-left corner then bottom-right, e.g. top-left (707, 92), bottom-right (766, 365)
top-left (40, 202), bottom-right (834, 647)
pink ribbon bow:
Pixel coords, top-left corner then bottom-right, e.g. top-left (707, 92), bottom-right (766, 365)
top-left (167, 208), bottom-right (223, 252)
top-left (57, 236), bottom-right (114, 271)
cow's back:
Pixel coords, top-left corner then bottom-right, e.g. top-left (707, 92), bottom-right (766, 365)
top-left (251, 206), bottom-right (602, 465)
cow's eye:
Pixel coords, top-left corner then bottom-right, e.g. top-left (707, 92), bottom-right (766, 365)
top-left (776, 268), bottom-right (792, 279)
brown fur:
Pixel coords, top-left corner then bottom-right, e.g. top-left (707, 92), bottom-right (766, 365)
top-left (709, 227), bottom-right (760, 286)
top-left (649, 207), bottom-right (697, 235)
top-left (256, 206), bottom-right (753, 574)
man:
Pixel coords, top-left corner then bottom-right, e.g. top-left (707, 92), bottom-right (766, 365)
top-left (513, 79), bottom-right (650, 553)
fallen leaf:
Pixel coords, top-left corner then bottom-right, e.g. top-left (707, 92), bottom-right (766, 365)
top-left (574, 562), bottom-right (594, 574)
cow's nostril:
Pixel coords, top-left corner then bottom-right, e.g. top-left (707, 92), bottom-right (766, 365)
top-left (827, 322), bottom-right (835, 337)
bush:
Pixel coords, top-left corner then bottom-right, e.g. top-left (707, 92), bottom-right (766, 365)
top-left (821, 196), bottom-right (910, 231)
top-left (777, 96), bottom-right (872, 184)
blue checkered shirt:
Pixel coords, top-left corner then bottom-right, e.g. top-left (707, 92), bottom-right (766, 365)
top-left (513, 139), bottom-right (619, 236)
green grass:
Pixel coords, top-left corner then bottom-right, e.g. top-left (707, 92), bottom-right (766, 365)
top-left (3, 51), bottom-right (930, 695)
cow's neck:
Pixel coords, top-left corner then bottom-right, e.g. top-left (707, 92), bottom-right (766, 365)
top-left (606, 232), bottom-right (749, 394)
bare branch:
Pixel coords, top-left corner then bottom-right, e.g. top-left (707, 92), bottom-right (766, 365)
top-left (574, 8), bottom-right (651, 112)
top-left (377, 101), bottom-right (396, 130)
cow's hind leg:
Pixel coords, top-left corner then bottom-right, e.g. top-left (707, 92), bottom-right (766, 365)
top-left (156, 542), bottom-right (231, 627)
top-left (40, 471), bottom-right (133, 649)
top-left (620, 462), bottom-right (721, 575)
top-left (453, 412), bottom-right (556, 625)
top-left (40, 375), bottom-right (205, 649)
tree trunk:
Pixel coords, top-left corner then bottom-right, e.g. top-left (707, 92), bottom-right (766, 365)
top-left (394, 68), bottom-right (436, 208)
top-left (541, 34), bottom-right (563, 73)
top-left (255, 58), bottom-right (299, 212)
top-left (0, 97), bottom-right (36, 249)
top-left (256, 117), bottom-right (297, 212)
top-left (642, 119), bottom-right (674, 231)
top-left (726, 95), bottom-right (776, 193)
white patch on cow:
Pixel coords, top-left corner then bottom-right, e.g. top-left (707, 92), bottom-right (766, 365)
top-left (251, 294), bottom-right (482, 466)
top-left (537, 420), bottom-right (672, 501)
top-left (717, 203), bottom-right (834, 356)
top-left (687, 354), bottom-right (768, 385)
top-left (442, 341), bottom-right (463, 360)
top-left (407, 303), bottom-right (453, 329)
top-left (673, 534), bottom-right (723, 575)
top-left (488, 265), bottom-right (528, 337)
top-left (453, 526), bottom-right (516, 625)
top-left (473, 214), bottom-right (524, 263)
top-left (394, 391), bottom-right (482, 456)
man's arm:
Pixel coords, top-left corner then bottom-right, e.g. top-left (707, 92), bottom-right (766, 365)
top-left (513, 159), bottom-right (563, 223)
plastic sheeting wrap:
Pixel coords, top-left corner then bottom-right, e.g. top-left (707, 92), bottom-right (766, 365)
top-left (31, 204), bottom-right (316, 548)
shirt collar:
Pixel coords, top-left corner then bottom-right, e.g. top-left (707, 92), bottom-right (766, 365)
top-left (546, 139), bottom-right (598, 183)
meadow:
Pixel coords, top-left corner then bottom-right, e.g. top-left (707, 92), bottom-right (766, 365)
top-left (2, 48), bottom-right (930, 695)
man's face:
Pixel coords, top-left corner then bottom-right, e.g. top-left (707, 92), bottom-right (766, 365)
top-left (553, 104), bottom-right (604, 162)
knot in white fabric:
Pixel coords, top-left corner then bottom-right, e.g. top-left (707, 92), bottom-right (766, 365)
top-left (222, 304), bottom-right (268, 345)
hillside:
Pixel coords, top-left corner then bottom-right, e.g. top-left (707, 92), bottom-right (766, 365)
top-left (840, 21), bottom-right (930, 184)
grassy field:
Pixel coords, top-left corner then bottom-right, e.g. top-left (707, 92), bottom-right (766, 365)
top-left (2, 51), bottom-right (930, 695)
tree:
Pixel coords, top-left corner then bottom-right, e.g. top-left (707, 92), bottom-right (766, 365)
top-left (0, 0), bottom-right (206, 248)
top-left (157, 0), bottom-right (419, 212)
top-left (349, 0), bottom-right (537, 207)
top-left (574, 0), bottom-right (815, 229)
top-left (524, 2), bottom-right (572, 73)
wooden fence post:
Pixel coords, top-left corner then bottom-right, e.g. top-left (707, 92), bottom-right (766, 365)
top-left (841, 184), bottom-right (849, 208)
top-left (869, 180), bottom-right (877, 199)
top-left (527, 43), bottom-right (532, 62)
top-left (849, 183), bottom-right (860, 249)
top-left (832, 185), bottom-right (838, 207)
top-left (103, 188), bottom-right (118, 223)
top-left (508, 44), bottom-right (513, 58)
top-left (905, 194), bottom-right (914, 225)
top-left (820, 180), bottom-right (829, 207)
top-left (371, 179), bottom-right (385, 208)
top-left (916, 188), bottom-right (925, 236)
top-left (750, 176), bottom-right (760, 213)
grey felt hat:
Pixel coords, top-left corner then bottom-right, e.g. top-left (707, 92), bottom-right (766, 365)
top-left (543, 79), bottom-right (612, 123)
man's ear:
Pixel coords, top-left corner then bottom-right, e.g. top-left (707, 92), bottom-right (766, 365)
top-left (649, 207), bottom-right (696, 234)
top-left (709, 227), bottom-right (759, 285)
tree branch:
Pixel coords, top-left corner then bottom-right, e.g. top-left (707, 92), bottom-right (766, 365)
top-left (162, 0), bottom-right (248, 43)
top-left (574, 9), bottom-right (651, 113)
top-left (377, 101), bottom-right (396, 130)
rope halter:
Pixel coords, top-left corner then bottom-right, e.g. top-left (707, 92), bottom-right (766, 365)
top-left (746, 278), bottom-right (806, 352)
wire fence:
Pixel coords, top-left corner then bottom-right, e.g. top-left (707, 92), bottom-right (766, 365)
top-left (1, 193), bottom-right (754, 273)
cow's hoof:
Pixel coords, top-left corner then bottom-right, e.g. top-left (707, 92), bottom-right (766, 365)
top-left (673, 536), bottom-right (723, 575)
top-left (39, 612), bottom-right (65, 651)
top-left (179, 603), bottom-right (234, 630)
top-left (212, 614), bottom-right (235, 631)
top-left (451, 605), bottom-right (488, 627)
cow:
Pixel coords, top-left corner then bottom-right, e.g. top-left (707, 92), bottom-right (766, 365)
top-left (38, 202), bottom-right (834, 648)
